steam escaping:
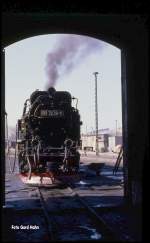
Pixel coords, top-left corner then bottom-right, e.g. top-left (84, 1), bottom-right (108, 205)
top-left (45, 35), bottom-right (104, 89)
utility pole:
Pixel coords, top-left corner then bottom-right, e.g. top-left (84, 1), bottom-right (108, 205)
top-left (115, 120), bottom-right (117, 136)
top-left (86, 125), bottom-right (88, 135)
top-left (93, 72), bottom-right (99, 156)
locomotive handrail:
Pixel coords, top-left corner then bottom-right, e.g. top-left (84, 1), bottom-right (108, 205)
top-left (29, 97), bottom-right (43, 116)
top-left (64, 138), bottom-right (74, 148)
top-left (33, 103), bottom-right (44, 117)
top-left (25, 140), bottom-right (32, 180)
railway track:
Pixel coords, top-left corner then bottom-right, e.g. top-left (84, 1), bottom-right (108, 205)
top-left (36, 187), bottom-right (56, 241)
top-left (36, 183), bottom-right (120, 241)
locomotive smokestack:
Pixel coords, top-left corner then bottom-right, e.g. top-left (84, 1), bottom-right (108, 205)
top-left (45, 35), bottom-right (104, 89)
top-left (48, 87), bottom-right (56, 96)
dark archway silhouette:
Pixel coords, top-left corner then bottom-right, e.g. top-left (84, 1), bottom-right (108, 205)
top-left (2, 14), bottom-right (148, 207)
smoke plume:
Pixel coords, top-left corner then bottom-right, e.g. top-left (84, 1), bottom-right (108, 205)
top-left (45, 35), bottom-right (104, 89)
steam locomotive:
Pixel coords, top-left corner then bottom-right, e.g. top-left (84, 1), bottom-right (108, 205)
top-left (17, 87), bottom-right (82, 179)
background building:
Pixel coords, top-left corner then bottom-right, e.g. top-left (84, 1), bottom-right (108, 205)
top-left (81, 128), bottom-right (122, 152)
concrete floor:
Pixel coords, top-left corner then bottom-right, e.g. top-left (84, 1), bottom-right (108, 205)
top-left (3, 150), bottom-right (142, 241)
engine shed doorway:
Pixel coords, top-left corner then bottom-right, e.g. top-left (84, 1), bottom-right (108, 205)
top-left (2, 14), bottom-right (148, 243)
top-left (2, 14), bottom-right (148, 209)
top-left (4, 34), bottom-right (124, 211)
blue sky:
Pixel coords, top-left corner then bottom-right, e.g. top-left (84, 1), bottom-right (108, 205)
top-left (5, 34), bottom-right (122, 133)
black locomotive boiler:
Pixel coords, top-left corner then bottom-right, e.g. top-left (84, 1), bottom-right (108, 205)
top-left (17, 87), bottom-right (82, 178)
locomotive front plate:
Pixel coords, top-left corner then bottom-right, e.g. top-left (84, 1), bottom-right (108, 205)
top-left (40, 110), bottom-right (64, 117)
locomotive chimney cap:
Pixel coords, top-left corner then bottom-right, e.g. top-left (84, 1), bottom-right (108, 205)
top-left (47, 87), bottom-right (56, 95)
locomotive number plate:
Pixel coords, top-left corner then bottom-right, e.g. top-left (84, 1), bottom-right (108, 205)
top-left (40, 110), bottom-right (64, 117)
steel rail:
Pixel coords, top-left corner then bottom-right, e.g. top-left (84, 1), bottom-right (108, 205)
top-left (66, 182), bottom-right (123, 241)
top-left (37, 181), bottom-right (133, 241)
top-left (74, 193), bottom-right (118, 241)
top-left (68, 183), bottom-right (134, 241)
top-left (37, 187), bottom-right (56, 241)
